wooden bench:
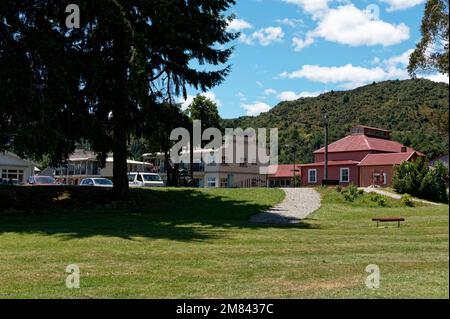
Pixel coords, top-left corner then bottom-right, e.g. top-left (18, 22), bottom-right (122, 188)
top-left (372, 218), bottom-right (405, 228)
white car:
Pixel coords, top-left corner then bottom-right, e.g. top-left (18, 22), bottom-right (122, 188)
top-left (128, 172), bottom-right (165, 188)
top-left (79, 178), bottom-right (113, 188)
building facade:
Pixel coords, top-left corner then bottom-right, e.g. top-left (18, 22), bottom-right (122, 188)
top-left (0, 152), bottom-right (35, 185)
top-left (300, 125), bottom-right (424, 188)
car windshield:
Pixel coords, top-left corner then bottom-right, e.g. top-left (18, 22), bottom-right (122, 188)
top-left (35, 176), bottom-right (55, 184)
top-left (142, 174), bottom-right (162, 182)
top-left (94, 179), bottom-right (113, 185)
top-left (128, 174), bottom-right (137, 182)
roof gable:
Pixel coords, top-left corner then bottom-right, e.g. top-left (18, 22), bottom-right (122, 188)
top-left (0, 152), bottom-right (34, 167)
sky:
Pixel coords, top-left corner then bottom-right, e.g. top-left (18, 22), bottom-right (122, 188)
top-left (179, 0), bottom-right (449, 119)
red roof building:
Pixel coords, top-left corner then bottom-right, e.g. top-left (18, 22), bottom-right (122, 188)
top-left (268, 164), bottom-right (302, 187)
top-left (299, 125), bottom-right (424, 187)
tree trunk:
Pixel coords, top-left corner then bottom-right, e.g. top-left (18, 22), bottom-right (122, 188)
top-left (111, 23), bottom-right (130, 200)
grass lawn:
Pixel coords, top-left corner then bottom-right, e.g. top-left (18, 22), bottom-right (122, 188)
top-left (0, 187), bottom-right (448, 298)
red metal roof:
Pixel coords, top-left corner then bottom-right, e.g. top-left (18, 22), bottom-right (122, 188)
top-left (358, 152), bottom-right (418, 166)
top-left (300, 160), bottom-right (360, 167)
top-left (314, 134), bottom-right (420, 154)
top-left (269, 164), bottom-right (302, 178)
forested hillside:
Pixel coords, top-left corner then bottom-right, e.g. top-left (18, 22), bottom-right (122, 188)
top-left (224, 79), bottom-right (449, 163)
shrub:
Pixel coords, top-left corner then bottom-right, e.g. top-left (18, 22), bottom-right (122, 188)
top-left (370, 193), bottom-right (388, 207)
top-left (376, 196), bottom-right (387, 207)
top-left (401, 194), bottom-right (414, 207)
top-left (342, 183), bottom-right (361, 202)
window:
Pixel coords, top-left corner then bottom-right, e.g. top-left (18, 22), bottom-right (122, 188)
top-left (220, 178), bottom-right (228, 188)
top-left (1, 169), bottom-right (24, 183)
top-left (308, 169), bottom-right (317, 184)
top-left (340, 168), bottom-right (350, 183)
top-left (207, 177), bottom-right (217, 188)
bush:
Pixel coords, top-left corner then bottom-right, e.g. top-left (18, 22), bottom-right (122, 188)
top-left (335, 185), bottom-right (342, 193)
top-left (393, 158), bottom-right (449, 203)
top-left (401, 194), bottom-right (414, 207)
top-left (341, 183), bottom-right (361, 202)
top-left (376, 196), bottom-right (387, 207)
top-left (370, 193), bottom-right (388, 207)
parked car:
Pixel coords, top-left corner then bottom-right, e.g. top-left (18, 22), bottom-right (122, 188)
top-left (0, 178), bottom-right (22, 186)
top-left (79, 178), bottom-right (113, 188)
top-left (27, 175), bottom-right (58, 186)
top-left (128, 172), bottom-right (164, 187)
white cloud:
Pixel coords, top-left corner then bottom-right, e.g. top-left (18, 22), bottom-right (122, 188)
top-left (264, 88), bottom-right (277, 95)
top-left (241, 102), bottom-right (272, 116)
top-left (380, 0), bottom-right (426, 12)
top-left (227, 19), bottom-right (253, 32)
top-left (312, 4), bottom-right (410, 47)
top-left (385, 49), bottom-right (414, 67)
top-left (275, 18), bottom-right (305, 28)
top-left (236, 92), bottom-right (247, 101)
top-left (281, 0), bottom-right (331, 17)
top-left (292, 35), bottom-right (315, 51)
top-left (289, 4), bottom-right (410, 52)
top-left (421, 73), bottom-right (450, 84)
top-left (277, 91), bottom-right (322, 101)
top-left (280, 63), bottom-right (409, 89)
top-left (256, 81), bottom-right (264, 87)
top-left (180, 92), bottom-right (222, 110)
top-left (239, 27), bottom-right (285, 46)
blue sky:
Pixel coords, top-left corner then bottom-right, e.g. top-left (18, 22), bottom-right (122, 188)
top-left (180, 0), bottom-right (449, 119)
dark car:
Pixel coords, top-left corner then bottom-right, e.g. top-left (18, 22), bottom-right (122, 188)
top-left (27, 176), bottom-right (58, 186)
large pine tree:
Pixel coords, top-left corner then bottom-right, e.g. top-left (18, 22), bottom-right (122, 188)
top-left (0, 1), bottom-right (237, 199)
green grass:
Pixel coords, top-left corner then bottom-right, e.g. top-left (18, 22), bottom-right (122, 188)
top-left (0, 187), bottom-right (448, 298)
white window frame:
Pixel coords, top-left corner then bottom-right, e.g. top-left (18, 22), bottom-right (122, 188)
top-left (207, 177), bottom-right (217, 188)
top-left (308, 169), bottom-right (317, 184)
top-left (340, 168), bottom-right (350, 183)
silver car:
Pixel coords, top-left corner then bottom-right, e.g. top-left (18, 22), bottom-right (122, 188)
top-left (128, 172), bottom-right (164, 187)
top-left (79, 178), bottom-right (113, 188)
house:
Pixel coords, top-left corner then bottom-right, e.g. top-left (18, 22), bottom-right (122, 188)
top-left (53, 149), bottom-right (153, 185)
top-left (0, 152), bottom-right (35, 185)
top-left (300, 125), bottom-right (424, 187)
top-left (145, 137), bottom-right (271, 188)
top-left (267, 164), bottom-right (302, 187)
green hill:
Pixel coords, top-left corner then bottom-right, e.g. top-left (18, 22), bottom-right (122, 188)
top-left (224, 79), bottom-right (449, 164)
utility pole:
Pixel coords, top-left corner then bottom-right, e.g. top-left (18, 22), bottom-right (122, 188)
top-left (324, 112), bottom-right (329, 184)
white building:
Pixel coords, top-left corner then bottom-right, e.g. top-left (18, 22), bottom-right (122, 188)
top-left (0, 152), bottom-right (35, 185)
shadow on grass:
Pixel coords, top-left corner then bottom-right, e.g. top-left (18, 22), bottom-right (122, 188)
top-left (0, 186), bottom-right (317, 242)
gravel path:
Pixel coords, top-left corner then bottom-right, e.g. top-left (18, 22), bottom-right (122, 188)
top-left (250, 188), bottom-right (322, 225)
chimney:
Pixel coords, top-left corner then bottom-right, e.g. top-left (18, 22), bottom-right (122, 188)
top-left (401, 146), bottom-right (407, 153)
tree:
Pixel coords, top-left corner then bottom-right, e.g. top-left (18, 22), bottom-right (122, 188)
top-left (393, 157), bottom-right (449, 203)
top-left (186, 94), bottom-right (222, 184)
top-left (143, 102), bottom-right (191, 187)
top-left (1, 1), bottom-right (237, 199)
top-left (408, 0), bottom-right (449, 76)
top-left (187, 95), bottom-right (222, 132)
